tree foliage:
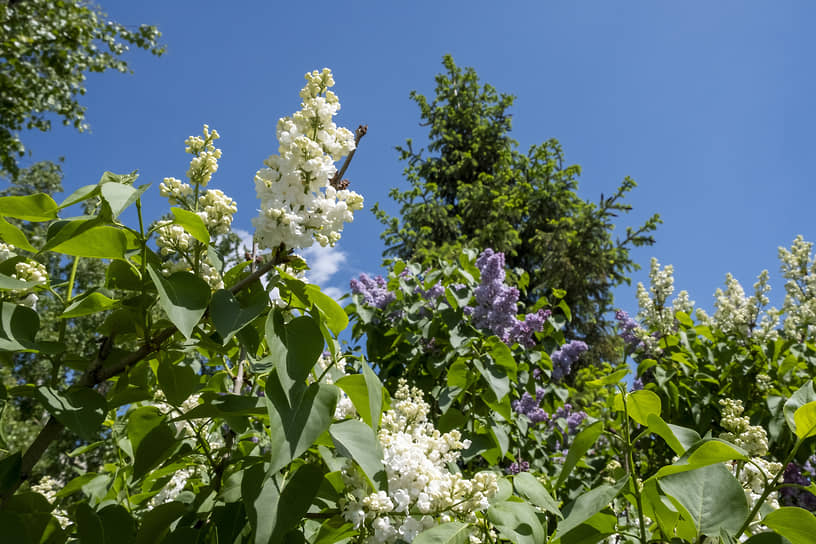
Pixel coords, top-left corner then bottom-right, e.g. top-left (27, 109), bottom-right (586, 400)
top-left (374, 55), bottom-right (662, 362)
top-left (0, 161), bottom-right (110, 483)
top-left (0, 0), bottom-right (163, 177)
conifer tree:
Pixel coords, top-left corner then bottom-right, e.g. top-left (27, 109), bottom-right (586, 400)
top-left (374, 55), bottom-right (661, 363)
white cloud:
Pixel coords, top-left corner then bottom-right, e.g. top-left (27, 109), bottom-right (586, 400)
top-left (300, 244), bottom-right (348, 285)
top-left (322, 286), bottom-right (344, 301)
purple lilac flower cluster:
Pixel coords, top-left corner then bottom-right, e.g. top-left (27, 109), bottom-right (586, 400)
top-left (511, 388), bottom-right (548, 423)
top-left (467, 249), bottom-right (548, 347)
top-left (549, 404), bottom-right (588, 434)
top-left (781, 456), bottom-right (816, 511)
top-left (350, 273), bottom-right (395, 309)
top-left (415, 281), bottom-right (445, 303)
top-left (505, 459), bottom-right (531, 475)
top-left (550, 340), bottom-right (588, 381)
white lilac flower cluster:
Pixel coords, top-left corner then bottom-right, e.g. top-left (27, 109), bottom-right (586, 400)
top-left (636, 258), bottom-right (694, 337)
top-left (253, 68), bottom-right (363, 250)
top-left (778, 235), bottom-right (816, 340)
top-left (145, 392), bottom-right (226, 508)
top-left (155, 126), bottom-right (237, 290)
top-left (719, 398), bottom-right (782, 536)
top-left (30, 476), bottom-right (69, 528)
top-left (341, 381), bottom-right (498, 543)
top-left (696, 271), bottom-right (779, 342)
top-left (0, 241), bottom-right (48, 308)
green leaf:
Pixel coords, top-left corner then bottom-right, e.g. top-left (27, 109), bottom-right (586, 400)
top-left (586, 368), bottom-right (629, 387)
top-left (147, 267), bottom-right (211, 339)
top-left (513, 471), bottom-right (562, 518)
top-left (265, 371), bottom-right (338, 474)
top-left (412, 521), bottom-right (472, 544)
top-left (241, 464), bottom-right (280, 544)
top-left (0, 452), bottom-right (21, 495)
top-left (362, 360), bottom-right (384, 431)
top-left (485, 336), bottom-right (517, 378)
top-left (98, 505), bottom-right (135, 544)
top-left (473, 356), bottom-right (509, 401)
top-left (61, 291), bottom-right (119, 318)
top-left (743, 533), bottom-right (792, 544)
top-left (793, 401), bottom-right (816, 439)
top-left (560, 512), bottom-right (618, 544)
top-left (171, 207), bottom-right (210, 244)
top-left (762, 507), bottom-right (816, 544)
top-left (59, 184), bottom-right (99, 209)
top-left (243, 462), bottom-right (325, 544)
top-left (556, 477), bottom-right (628, 538)
top-left (330, 419), bottom-right (387, 490)
top-left (272, 463), bottom-right (325, 544)
top-left (784, 381), bottom-right (816, 435)
top-left (658, 463), bottom-right (748, 538)
top-left (134, 502), bottom-right (187, 544)
top-left (488, 500), bottom-right (546, 544)
top-left (0, 302), bottom-right (41, 351)
top-left (0, 216), bottom-right (37, 252)
top-left (210, 289), bottom-right (267, 344)
top-left (613, 389), bottom-right (661, 425)
top-left (46, 221), bottom-right (132, 259)
top-left (335, 362), bottom-right (384, 430)
top-left (646, 413), bottom-right (687, 456)
top-left (75, 502), bottom-right (104, 544)
top-left (304, 284), bottom-right (348, 335)
top-left (157, 359), bottom-right (198, 406)
top-left (264, 309), bottom-right (288, 371)
top-left (0, 194), bottom-right (58, 221)
top-left (655, 439), bottom-right (750, 477)
top-left (178, 393), bottom-right (266, 420)
top-left (35, 386), bottom-right (107, 441)
top-left (313, 517), bottom-right (357, 544)
top-left (106, 260), bottom-right (142, 291)
top-left (127, 406), bottom-right (181, 481)
top-left (556, 420), bottom-right (603, 489)
top-left (283, 315), bottom-right (324, 385)
top-left (101, 182), bottom-right (148, 220)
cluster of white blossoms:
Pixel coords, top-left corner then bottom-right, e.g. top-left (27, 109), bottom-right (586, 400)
top-left (697, 271), bottom-right (779, 342)
top-left (30, 476), bottom-right (69, 528)
top-left (155, 126), bottom-right (237, 290)
top-left (145, 392), bottom-right (226, 509)
top-left (253, 68), bottom-right (364, 250)
top-left (184, 124), bottom-right (222, 186)
top-left (341, 380), bottom-right (498, 543)
top-left (0, 242), bottom-right (48, 308)
top-left (719, 398), bottom-right (771, 457)
top-left (636, 258), bottom-right (694, 336)
top-left (719, 398), bottom-right (782, 536)
top-left (778, 235), bottom-right (816, 340)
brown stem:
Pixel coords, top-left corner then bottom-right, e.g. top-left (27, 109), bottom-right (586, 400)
top-left (330, 124), bottom-right (367, 189)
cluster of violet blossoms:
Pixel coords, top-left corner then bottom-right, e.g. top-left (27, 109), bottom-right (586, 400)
top-left (550, 340), bottom-right (588, 381)
top-left (466, 249), bottom-right (549, 347)
top-left (781, 456), bottom-right (816, 511)
top-left (615, 309), bottom-right (642, 350)
top-left (350, 274), bottom-right (395, 309)
top-left (511, 388), bottom-right (548, 424)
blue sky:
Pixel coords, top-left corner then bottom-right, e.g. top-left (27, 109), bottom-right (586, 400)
top-left (16, 1), bottom-right (816, 317)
